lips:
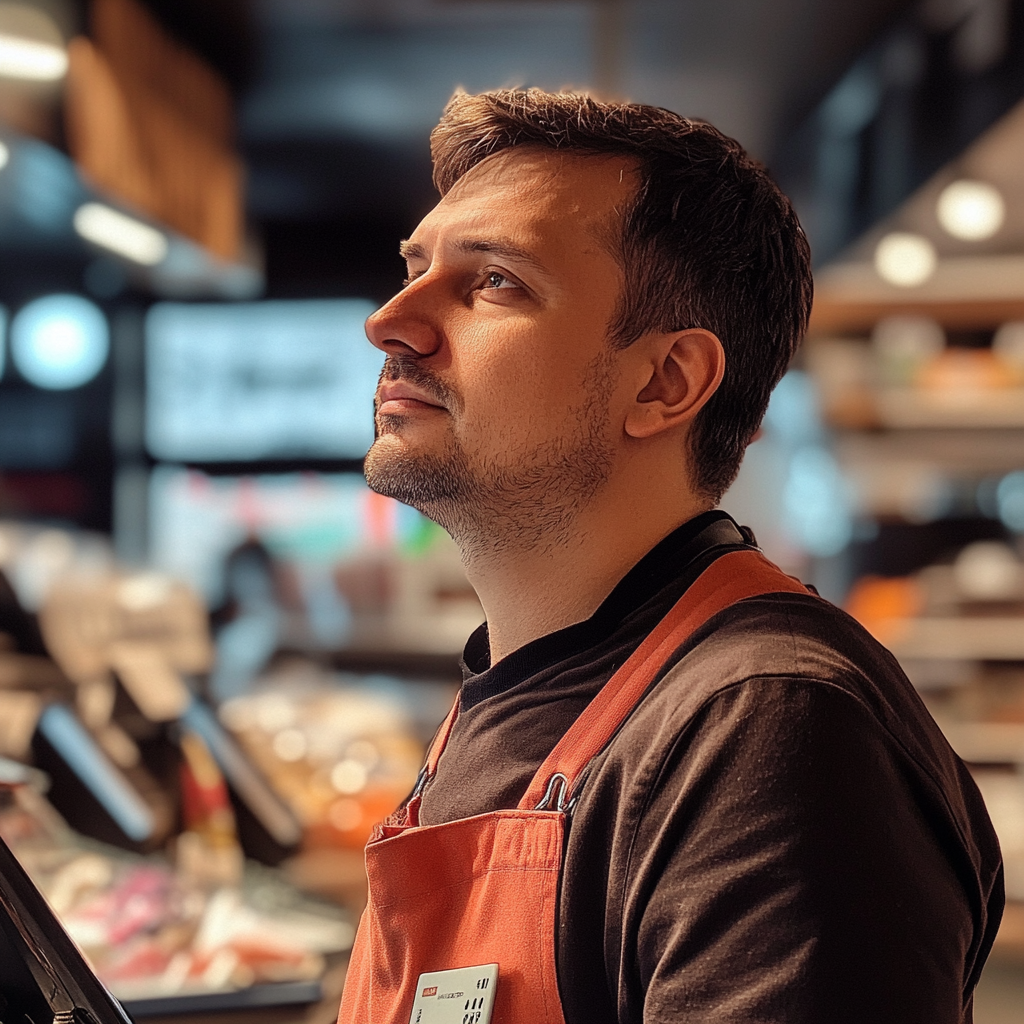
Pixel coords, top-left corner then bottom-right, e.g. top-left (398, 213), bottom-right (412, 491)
top-left (376, 381), bottom-right (446, 415)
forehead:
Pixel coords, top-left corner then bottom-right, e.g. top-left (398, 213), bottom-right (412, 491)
top-left (410, 148), bottom-right (637, 256)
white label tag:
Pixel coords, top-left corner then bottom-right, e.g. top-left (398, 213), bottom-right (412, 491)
top-left (408, 963), bottom-right (498, 1024)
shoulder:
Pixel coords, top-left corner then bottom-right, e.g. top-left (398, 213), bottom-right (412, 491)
top-left (655, 591), bottom-right (949, 772)
top-left (558, 593), bottom-right (1002, 1023)
top-left (589, 591), bottom-right (998, 883)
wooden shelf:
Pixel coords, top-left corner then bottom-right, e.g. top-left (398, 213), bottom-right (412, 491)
top-left (874, 388), bottom-right (1024, 429)
top-left (811, 255), bottom-right (1024, 333)
top-left (810, 297), bottom-right (1024, 335)
top-left (934, 720), bottom-right (1024, 763)
top-left (882, 617), bottom-right (1024, 662)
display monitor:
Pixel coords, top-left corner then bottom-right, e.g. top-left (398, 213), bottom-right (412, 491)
top-left (145, 299), bottom-right (382, 462)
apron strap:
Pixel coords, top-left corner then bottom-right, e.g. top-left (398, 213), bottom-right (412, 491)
top-left (428, 700), bottom-right (459, 774)
top-left (413, 698), bottom-right (460, 796)
top-left (518, 548), bottom-right (811, 811)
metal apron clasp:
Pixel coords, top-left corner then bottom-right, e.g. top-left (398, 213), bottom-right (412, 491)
top-left (534, 772), bottom-right (577, 813)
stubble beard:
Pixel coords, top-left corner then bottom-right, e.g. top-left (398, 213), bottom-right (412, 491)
top-left (364, 352), bottom-right (619, 560)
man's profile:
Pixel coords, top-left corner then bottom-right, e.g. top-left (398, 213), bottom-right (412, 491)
top-left (340, 88), bottom-right (1003, 1024)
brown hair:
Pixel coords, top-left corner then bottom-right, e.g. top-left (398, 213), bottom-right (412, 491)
top-left (430, 88), bottom-right (813, 503)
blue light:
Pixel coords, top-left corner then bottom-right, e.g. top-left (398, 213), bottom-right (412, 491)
top-left (996, 471), bottom-right (1024, 532)
top-left (11, 294), bottom-right (109, 390)
top-left (763, 370), bottom-right (823, 447)
top-left (782, 446), bottom-right (854, 557)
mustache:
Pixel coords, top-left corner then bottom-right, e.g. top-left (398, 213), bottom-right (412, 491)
top-left (376, 356), bottom-right (461, 413)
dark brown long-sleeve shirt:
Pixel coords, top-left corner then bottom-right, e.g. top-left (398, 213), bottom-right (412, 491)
top-left (419, 512), bottom-right (1003, 1023)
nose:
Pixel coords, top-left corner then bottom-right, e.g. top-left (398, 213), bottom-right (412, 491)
top-left (365, 280), bottom-right (443, 358)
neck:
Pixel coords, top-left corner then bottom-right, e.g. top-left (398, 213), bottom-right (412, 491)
top-left (461, 471), bottom-right (711, 664)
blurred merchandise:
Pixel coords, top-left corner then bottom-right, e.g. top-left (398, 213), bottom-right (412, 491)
top-left (0, 520), bottom-right (113, 612)
top-left (0, 769), bottom-right (352, 1007)
top-left (846, 541), bottom-right (1024, 902)
top-left (40, 568), bottom-right (212, 690)
top-left (177, 729), bottom-right (244, 888)
top-left (809, 328), bottom-right (1024, 431)
top-left (0, 514), bottom-right (455, 870)
top-left (847, 540), bottom-right (1024, 661)
top-left (872, 316), bottom-right (945, 386)
top-left (150, 468), bottom-right (482, 658)
top-left (219, 665), bottom-right (454, 851)
top-left (844, 574), bottom-right (925, 645)
top-left (34, 557), bottom-right (302, 856)
top-left (971, 770), bottom-right (1024, 902)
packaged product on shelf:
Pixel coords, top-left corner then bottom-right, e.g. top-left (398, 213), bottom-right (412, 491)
top-left (847, 542), bottom-right (1024, 906)
top-left (219, 664), bottom-right (455, 850)
top-left (36, 561), bottom-right (303, 858)
top-left (0, 765), bottom-right (353, 1006)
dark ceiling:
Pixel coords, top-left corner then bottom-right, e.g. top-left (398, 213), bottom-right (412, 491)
top-left (138, 0), bottom-right (917, 297)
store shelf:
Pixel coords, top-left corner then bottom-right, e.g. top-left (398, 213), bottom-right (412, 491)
top-left (875, 388), bottom-right (1024, 429)
top-left (934, 720), bottom-right (1024, 764)
top-left (884, 617), bottom-right (1024, 661)
top-left (835, 429), bottom-right (1024, 477)
top-left (810, 256), bottom-right (1024, 334)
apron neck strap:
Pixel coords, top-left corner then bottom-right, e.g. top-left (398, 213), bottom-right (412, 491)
top-left (423, 699), bottom-right (459, 781)
top-left (519, 549), bottom-right (811, 811)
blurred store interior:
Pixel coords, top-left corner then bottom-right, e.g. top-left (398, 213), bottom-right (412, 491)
top-left (0, 0), bottom-right (1022, 1020)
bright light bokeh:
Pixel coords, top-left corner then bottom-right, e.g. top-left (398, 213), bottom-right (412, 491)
top-left (0, 3), bottom-right (67, 81)
top-left (74, 203), bottom-right (169, 266)
top-left (874, 231), bottom-right (938, 287)
top-left (0, 34), bottom-right (66, 80)
top-left (11, 294), bottom-right (109, 390)
top-left (936, 179), bottom-right (1005, 241)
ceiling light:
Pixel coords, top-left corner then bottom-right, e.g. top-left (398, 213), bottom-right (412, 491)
top-left (11, 294), bottom-right (109, 390)
top-left (936, 179), bottom-right (1005, 240)
top-left (74, 202), bottom-right (168, 266)
top-left (874, 232), bottom-right (937, 288)
top-left (0, 34), bottom-right (65, 79)
top-left (0, 3), bottom-right (67, 81)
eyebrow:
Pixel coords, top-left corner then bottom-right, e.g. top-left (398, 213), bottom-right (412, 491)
top-left (399, 237), bottom-right (552, 278)
top-left (399, 240), bottom-right (426, 261)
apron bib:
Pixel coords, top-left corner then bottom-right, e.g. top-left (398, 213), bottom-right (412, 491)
top-left (338, 549), bottom-right (810, 1024)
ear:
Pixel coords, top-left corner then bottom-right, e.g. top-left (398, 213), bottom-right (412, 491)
top-left (624, 328), bottom-right (725, 440)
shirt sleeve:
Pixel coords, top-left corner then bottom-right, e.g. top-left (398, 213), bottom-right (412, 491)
top-left (614, 677), bottom-right (980, 1024)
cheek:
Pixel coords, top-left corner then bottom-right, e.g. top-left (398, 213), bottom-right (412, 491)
top-left (446, 311), bottom-right (609, 441)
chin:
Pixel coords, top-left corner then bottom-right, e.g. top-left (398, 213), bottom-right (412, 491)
top-left (364, 433), bottom-right (469, 510)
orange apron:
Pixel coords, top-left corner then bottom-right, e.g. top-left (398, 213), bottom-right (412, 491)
top-left (338, 549), bottom-right (809, 1024)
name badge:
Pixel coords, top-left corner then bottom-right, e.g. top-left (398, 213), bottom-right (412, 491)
top-left (409, 963), bottom-right (498, 1024)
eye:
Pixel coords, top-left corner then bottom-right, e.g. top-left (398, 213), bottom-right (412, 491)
top-left (481, 271), bottom-right (518, 290)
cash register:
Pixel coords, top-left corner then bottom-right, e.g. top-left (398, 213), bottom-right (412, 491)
top-left (0, 832), bottom-right (131, 1024)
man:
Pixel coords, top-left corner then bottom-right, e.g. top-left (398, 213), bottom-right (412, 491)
top-left (341, 88), bottom-right (1002, 1024)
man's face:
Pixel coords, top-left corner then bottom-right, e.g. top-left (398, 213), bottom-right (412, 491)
top-left (363, 147), bottom-right (638, 554)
